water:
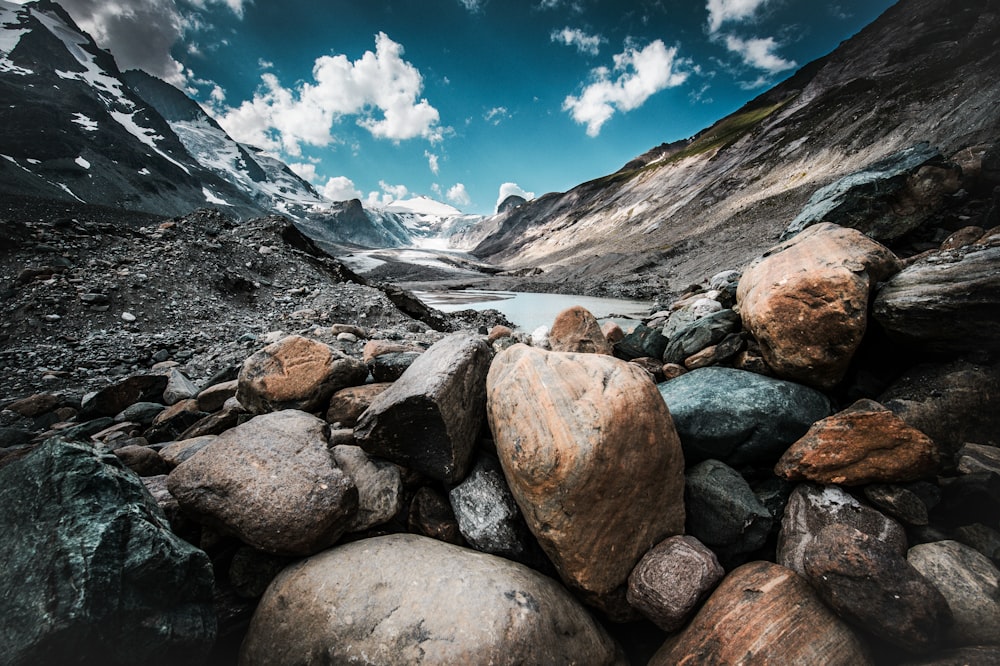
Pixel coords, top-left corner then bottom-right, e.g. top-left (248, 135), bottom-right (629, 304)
top-left (414, 289), bottom-right (653, 332)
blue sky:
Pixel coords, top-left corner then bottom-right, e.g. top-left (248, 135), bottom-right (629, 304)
top-left (45, 0), bottom-right (895, 214)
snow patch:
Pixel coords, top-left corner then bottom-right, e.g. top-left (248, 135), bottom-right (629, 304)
top-left (202, 187), bottom-right (231, 206)
top-left (138, 167), bottom-right (150, 176)
top-left (109, 110), bottom-right (190, 175)
top-left (75, 156), bottom-right (90, 169)
top-left (56, 182), bottom-right (83, 202)
top-left (26, 158), bottom-right (39, 164)
top-left (0, 3), bottom-right (31, 75)
top-left (71, 112), bottom-right (98, 132)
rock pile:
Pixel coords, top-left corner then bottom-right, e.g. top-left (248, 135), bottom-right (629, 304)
top-left (2, 206), bottom-right (999, 663)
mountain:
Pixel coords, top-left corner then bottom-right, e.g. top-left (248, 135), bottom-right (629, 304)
top-left (456, 0), bottom-right (1000, 298)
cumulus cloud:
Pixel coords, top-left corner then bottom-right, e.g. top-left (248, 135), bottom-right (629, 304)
top-left (706, 0), bottom-right (770, 34)
top-left (496, 182), bottom-right (534, 212)
top-left (550, 27), bottom-right (605, 56)
top-left (458, 0), bottom-right (487, 13)
top-left (288, 162), bottom-right (318, 183)
top-left (425, 151), bottom-right (440, 175)
top-left (379, 181), bottom-right (409, 201)
top-left (447, 183), bottom-right (471, 207)
top-left (322, 176), bottom-right (363, 202)
top-left (563, 40), bottom-right (689, 137)
top-left (484, 106), bottom-right (510, 125)
top-left (215, 33), bottom-right (442, 156)
top-left (724, 35), bottom-right (796, 73)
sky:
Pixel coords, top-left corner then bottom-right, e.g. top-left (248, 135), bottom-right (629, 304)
top-left (28, 0), bottom-right (897, 214)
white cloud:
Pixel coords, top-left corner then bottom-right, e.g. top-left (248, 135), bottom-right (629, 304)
top-left (322, 176), bottom-right (363, 202)
top-left (706, 0), bottom-right (770, 34)
top-left (724, 35), bottom-right (796, 73)
top-left (447, 183), bottom-right (471, 207)
top-left (563, 40), bottom-right (689, 137)
top-left (484, 106), bottom-right (510, 125)
top-left (496, 182), bottom-right (535, 211)
top-left (214, 33), bottom-right (443, 156)
top-left (380, 181), bottom-right (409, 201)
top-left (550, 27), bottom-right (604, 56)
top-left (458, 0), bottom-right (487, 13)
top-left (425, 151), bottom-right (440, 175)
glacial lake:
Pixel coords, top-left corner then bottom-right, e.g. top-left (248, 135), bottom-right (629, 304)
top-left (414, 289), bottom-right (654, 332)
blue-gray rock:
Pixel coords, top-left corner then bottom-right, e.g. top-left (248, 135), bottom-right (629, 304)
top-left (685, 459), bottom-right (772, 566)
top-left (0, 438), bottom-right (216, 666)
top-left (662, 309), bottom-right (741, 364)
top-left (80, 374), bottom-right (169, 418)
top-left (114, 401), bottom-right (165, 425)
top-left (613, 323), bottom-right (668, 361)
top-left (657, 367), bottom-right (831, 467)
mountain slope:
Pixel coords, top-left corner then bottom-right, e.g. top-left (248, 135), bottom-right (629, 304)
top-left (457, 0), bottom-right (1000, 297)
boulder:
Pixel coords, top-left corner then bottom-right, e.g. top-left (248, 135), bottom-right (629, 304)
top-left (0, 439), bottom-right (215, 666)
top-left (777, 483), bottom-right (907, 576)
top-left (803, 523), bottom-right (951, 653)
top-left (657, 367), bottom-right (831, 467)
top-left (236, 334), bottom-right (368, 414)
top-left (80, 374), bottom-right (169, 418)
top-left (737, 222), bottom-right (901, 389)
top-left (330, 444), bottom-right (402, 533)
top-left (6, 392), bottom-right (60, 417)
top-left (612, 323), bottom-right (668, 361)
top-left (873, 237), bottom-right (1000, 354)
top-left (161, 368), bottom-right (199, 405)
top-left (354, 332), bottom-right (492, 484)
top-left (368, 351), bottom-right (422, 382)
top-left (601, 321), bottom-right (625, 345)
top-left (487, 344), bottom-right (685, 617)
top-left (167, 410), bottom-right (358, 556)
top-left (113, 443), bottom-right (169, 476)
top-left (549, 305), bottom-right (613, 354)
top-left (685, 459), bottom-right (772, 565)
top-left (325, 383), bottom-right (392, 427)
top-left (239, 534), bottom-right (625, 665)
top-left (775, 399), bottom-right (940, 486)
top-left (195, 379), bottom-right (238, 413)
top-left (626, 535), bottom-right (724, 632)
top-left (408, 486), bottom-right (463, 545)
top-left (682, 332), bottom-right (743, 369)
top-left (649, 561), bottom-right (870, 665)
top-left (908, 540), bottom-right (1000, 646)
top-left (159, 435), bottom-right (216, 467)
top-left (863, 483), bottom-right (936, 526)
top-left (662, 309), bottom-right (740, 364)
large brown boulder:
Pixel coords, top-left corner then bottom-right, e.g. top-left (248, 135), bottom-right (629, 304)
top-left (650, 561), bottom-right (870, 665)
top-left (167, 410), bottom-right (357, 556)
top-left (236, 335), bottom-right (368, 414)
top-left (775, 399), bottom-right (940, 486)
top-left (239, 534), bottom-right (626, 666)
top-left (549, 305), bottom-right (613, 354)
top-left (737, 222), bottom-right (901, 389)
top-left (354, 332), bottom-right (492, 484)
top-left (487, 344), bottom-right (685, 618)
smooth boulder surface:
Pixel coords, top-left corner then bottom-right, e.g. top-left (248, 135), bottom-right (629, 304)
top-left (657, 366), bottom-right (831, 467)
top-left (354, 332), bottom-right (492, 483)
top-left (167, 410), bottom-right (358, 556)
top-left (549, 305), bottom-right (613, 354)
top-left (737, 222), bottom-right (901, 389)
top-left (650, 561), bottom-right (871, 665)
top-left (0, 438), bottom-right (216, 666)
top-left (330, 444), bottom-right (402, 533)
top-left (487, 344), bottom-right (685, 617)
top-left (239, 534), bottom-right (626, 666)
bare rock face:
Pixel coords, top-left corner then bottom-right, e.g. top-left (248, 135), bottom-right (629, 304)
top-left (737, 222), bottom-right (902, 389)
top-left (649, 561), bottom-right (870, 665)
top-left (549, 305), bottom-right (613, 354)
top-left (627, 535), bottom-right (724, 632)
top-left (354, 332), bottom-right (492, 484)
top-left (775, 399), bottom-right (940, 486)
top-left (236, 335), bottom-right (368, 415)
top-left (239, 534), bottom-right (626, 666)
top-left (487, 344), bottom-right (685, 618)
top-left (167, 410), bottom-right (358, 556)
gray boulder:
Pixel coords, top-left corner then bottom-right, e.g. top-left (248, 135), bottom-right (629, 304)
top-left (0, 438), bottom-right (216, 666)
top-left (658, 367), bottom-right (831, 467)
top-left (662, 309), bottom-right (741, 364)
top-left (330, 444), bottom-right (402, 533)
top-left (613, 323), bottom-right (668, 361)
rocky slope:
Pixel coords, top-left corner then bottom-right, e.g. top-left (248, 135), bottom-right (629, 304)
top-left (454, 0), bottom-right (1000, 298)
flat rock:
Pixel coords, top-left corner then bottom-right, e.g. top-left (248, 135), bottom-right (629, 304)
top-left (650, 561), bottom-right (870, 665)
top-left (657, 366), bottom-right (831, 467)
top-left (239, 534), bottom-right (626, 666)
top-left (737, 222), bottom-right (901, 389)
top-left (354, 332), bottom-right (491, 484)
top-left (487, 344), bottom-right (685, 618)
top-left (549, 305), bottom-right (613, 354)
top-left (325, 382), bottom-right (392, 427)
top-left (775, 399), bottom-right (940, 486)
top-left (167, 410), bottom-right (358, 556)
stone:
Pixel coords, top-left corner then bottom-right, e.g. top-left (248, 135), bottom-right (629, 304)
top-left (0, 439), bottom-right (215, 665)
top-left (488, 324), bottom-right (514, 343)
top-left (601, 321), bottom-right (625, 345)
top-left (114, 401), bottom-right (165, 425)
top-left (685, 459), bottom-right (773, 565)
top-left (549, 305), bottom-right (613, 354)
top-left (775, 399), bottom-right (940, 486)
top-left (658, 367), bottom-right (831, 467)
top-left (362, 338), bottom-right (422, 364)
top-left (629, 357), bottom-right (666, 382)
top-left (144, 399), bottom-right (207, 443)
top-left (330, 323), bottom-right (366, 338)
top-left (354, 332), bottom-right (491, 484)
top-left (408, 486), bottom-right (464, 545)
top-left (167, 410), bottom-right (358, 556)
top-left (80, 374), bottom-right (169, 418)
top-left (626, 535), bottom-right (724, 632)
top-left (661, 300), bottom-right (722, 340)
top-left (239, 534), bottom-right (625, 666)
top-left (368, 351), bottom-right (422, 382)
top-left (940, 225), bottom-right (985, 250)
top-left (956, 443), bottom-right (1000, 476)
top-left (236, 334), bottom-right (368, 414)
top-left (662, 309), bottom-right (741, 364)
top-left (864, 484), bottom-right (933, 525)
top-left (649, 561), bottom-right (870, 665)
top-left (6, 392), bottom-right (60, 417)
top-left (873, 239), bottom-right (1000, 355)
top-left (161, 368), bottom-right (199, 405)
top-left (330, 444), bottom-right (402, 533)
top-left (195, 379), bottom-right (239, 413)
top-left (176, 403), bottom-right (241, 439)
top-left (737, 222), bottom-right (901, 389)
top-left (325, 383), bottom-right (391, 427)
top-left (449, 453), bottom-right (533, 562)
top-left (682, 332), bottom-right (743, 369)
top-left (777, 483), bottom-right (908, 576)
top-left (803, 523), bottom-right (951, 653)
top-left (113, 443), bottom-right (168, 476)
top-left (660, 363), bottom-right (687, 380)
top-left (908, 540), bottom-right (1000, 646)
top-left (487, 344), bottom-right (685, 617)
top-left (612, 323), bottom-right (668, 361)
top-left (228, 546), bottom-right (291, 600)
top-left (158, 435), bottom-right (216, 467)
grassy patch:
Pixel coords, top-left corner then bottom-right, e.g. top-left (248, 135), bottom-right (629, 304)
top-left (666, 99), bottom-right (790, 163)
